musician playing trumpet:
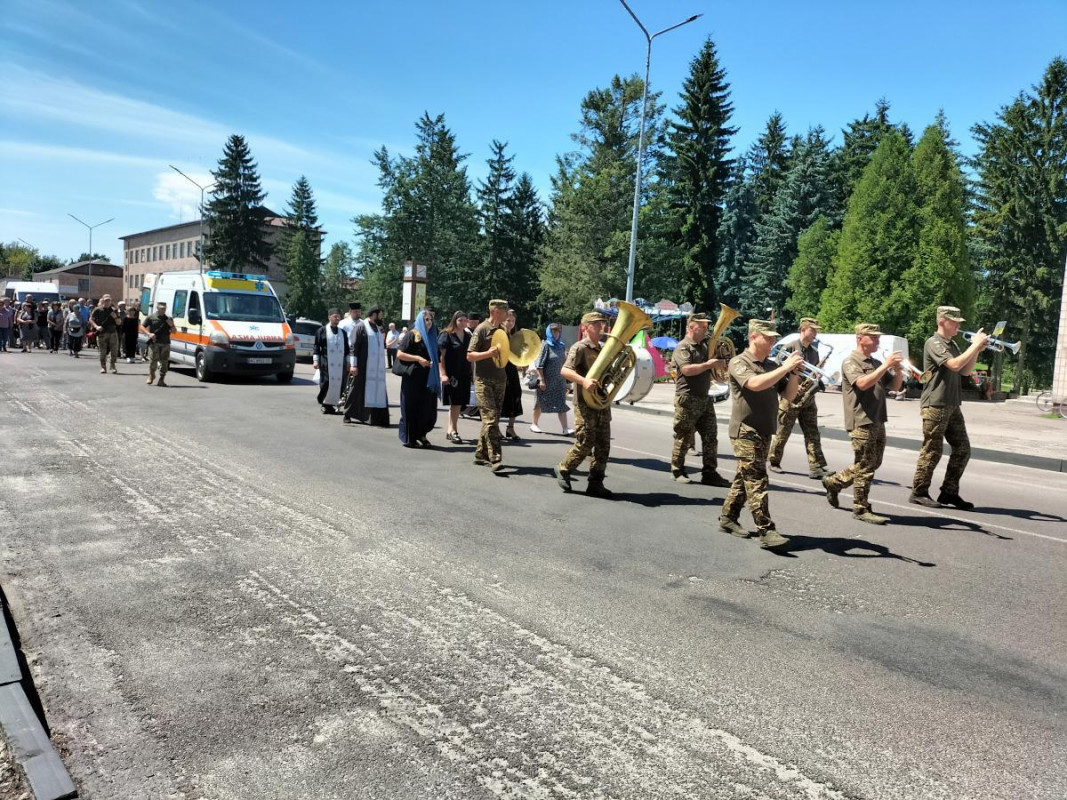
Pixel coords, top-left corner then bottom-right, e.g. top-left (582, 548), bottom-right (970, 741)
top-left (669, 312), bottom-right (731, 487)
top-left (909, 306), bottom-right (988, 510)
top-left (822, 323), bottom-right (903, 524)
top-left (768, 317), bottom-right (831, 480)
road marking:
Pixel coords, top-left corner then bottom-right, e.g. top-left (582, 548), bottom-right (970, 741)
top-left (612, 444), bottom-right (1067, 545)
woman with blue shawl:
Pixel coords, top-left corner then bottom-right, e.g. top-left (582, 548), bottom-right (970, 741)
top-left (530, 321), bottom-right (573, 435)
top-left (396, 308), bottom-right (440, 447)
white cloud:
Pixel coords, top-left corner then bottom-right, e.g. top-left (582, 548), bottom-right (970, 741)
top-left (0, 140), bottom-right (161, 168)
top-left (152, 170), bottom-right (213, 220)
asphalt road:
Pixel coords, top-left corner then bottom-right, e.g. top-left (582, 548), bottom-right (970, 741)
top-left (1, 353), bottom-right (1065, 800)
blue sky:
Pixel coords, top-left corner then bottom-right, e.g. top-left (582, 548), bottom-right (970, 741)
top-left (2, 0), bottom-right (1064, 267)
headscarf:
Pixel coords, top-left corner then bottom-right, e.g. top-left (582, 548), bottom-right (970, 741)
top-left (415, 309), bottom-right (440, 396)
top-left (545, 323), bottom-right (565, 352)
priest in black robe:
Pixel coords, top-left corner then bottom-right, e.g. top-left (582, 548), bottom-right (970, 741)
top-left (343, 306), bottom-right (390, 426)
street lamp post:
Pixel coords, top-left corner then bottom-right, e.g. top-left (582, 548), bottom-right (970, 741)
top-left (169, 165), bottom-right (216, 274)
top-left (67, 214), bottom-right (114, 300)
top-left (619, 0), bottom-right (702, 303)
top-left (16, 238), bottom-right (37, 278)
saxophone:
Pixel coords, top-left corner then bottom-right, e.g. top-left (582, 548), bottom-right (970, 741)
top-left (790, 339), bottom-right (833, 409)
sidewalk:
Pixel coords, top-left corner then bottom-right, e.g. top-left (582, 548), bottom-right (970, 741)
top-left (597, 382), bottom-right (1066, 473)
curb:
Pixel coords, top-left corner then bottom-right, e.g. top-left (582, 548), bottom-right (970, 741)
top-left (600, 395), bottom-right (1065, 474)
top-left (0, 589), bottom-right (77, 800)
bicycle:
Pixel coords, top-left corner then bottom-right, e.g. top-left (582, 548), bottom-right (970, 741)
top-left (1035, 391), bottom-right (1067, 418)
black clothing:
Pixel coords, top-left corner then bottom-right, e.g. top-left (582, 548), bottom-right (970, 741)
top-left (438, 329), bottom-right (472, 406)
top-left (313, 325), bottom-right (351, 411)
top-left (343, 321), bottom-right (390, 426)
top-left (397, 330), bottom-right (436, 445)
top-left (502, 362), bottom-right (524, 418)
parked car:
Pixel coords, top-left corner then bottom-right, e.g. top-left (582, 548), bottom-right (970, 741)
top-left (289, 317), bottom-right (322, 361)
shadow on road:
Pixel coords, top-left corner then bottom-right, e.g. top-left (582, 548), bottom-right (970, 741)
top-left (611, 491), bottom-right (722, 509)
top-left (772, 534), bottom-right (936, 566)
top-left (889, 514), bottom-right (1011, 540)
top-left (973, 507), bottom-right (1067, 523)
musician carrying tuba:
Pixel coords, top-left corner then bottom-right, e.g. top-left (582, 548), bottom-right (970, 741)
top-left (669, 309), bottom-right (735, 487)
top-left (767, 317), bottom-right (833, 480)
top-left (554, 310), bottom-right (623, 499)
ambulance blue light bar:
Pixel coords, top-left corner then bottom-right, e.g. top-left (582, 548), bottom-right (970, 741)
top-left (205, 270), bottom-right (268, 281)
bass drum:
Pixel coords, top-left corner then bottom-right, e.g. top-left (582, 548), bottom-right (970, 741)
top-left (616, 345), bottom-right (655, 405)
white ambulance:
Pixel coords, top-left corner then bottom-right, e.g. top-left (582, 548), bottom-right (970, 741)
top-left (139, 270), bottom-right (296, 382)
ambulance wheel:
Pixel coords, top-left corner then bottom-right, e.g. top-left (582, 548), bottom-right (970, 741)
top-left (195, 351), bottom-right (212, 382)
top-left (276, 368), bottom-right (294, 383)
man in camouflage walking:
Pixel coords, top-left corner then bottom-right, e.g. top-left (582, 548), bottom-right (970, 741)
top-left (669, 312), bottom-right (731, 487)
top-left (554, 311), bottom-right (614, 498)
top-left (910, 306), bottom-right (988, 510)
top-left (768, 317), bottom-right (831, 479)
top-left (142, 301), bottom-right (175, 387)
top-left (822, 323), bottom-right (903, 524)
top-left (719, 319), bottom-right (803, 549)
top-left (467, 299), bottom-right (510, 472)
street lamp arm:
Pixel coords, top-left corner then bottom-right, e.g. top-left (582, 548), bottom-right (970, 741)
top-left (618, 0), bottom-right (651, 42)
top-left (651, 13), bottom-right (703, 41)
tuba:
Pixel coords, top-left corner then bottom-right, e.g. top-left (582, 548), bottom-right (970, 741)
top-left (581, 301), bottom-right (653, 410)
top-left (706, 303), bottom-right (740, 382)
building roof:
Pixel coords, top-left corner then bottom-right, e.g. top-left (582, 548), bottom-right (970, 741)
top-left (34, 260), bottom-right (124, 278)
top-left (120, 207), bottom-right (325, 240)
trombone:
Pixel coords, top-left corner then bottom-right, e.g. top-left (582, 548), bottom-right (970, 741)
top-left (962, 330), bottom-right (1020, 355)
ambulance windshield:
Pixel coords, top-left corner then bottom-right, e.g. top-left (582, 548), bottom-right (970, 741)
top-left (204, 292), bottom-right (284, 322)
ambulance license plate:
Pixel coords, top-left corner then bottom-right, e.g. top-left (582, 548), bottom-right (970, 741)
top-left (247, 357), bottom-right (271, 365)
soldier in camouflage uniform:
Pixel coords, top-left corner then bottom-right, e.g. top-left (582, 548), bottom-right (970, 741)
top-left (467, 299), bottom-right (510, 472)
top-left (909, 306), bottom-right (988, 510)
top-left (822, 323), bottom-right (903, 524)
top-left (142, 301), bottom-right (176, 387)
top-left (719, 319), bottom-right (803, 549)
top-left (768, 317), bottom-right (830, 479)
top-left (554, 311), bottom-right (613, 498)
top-left (670, 312), bottom-right (731, 487)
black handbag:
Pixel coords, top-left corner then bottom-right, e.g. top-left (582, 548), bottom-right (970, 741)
top-left (392, 357), bottom-right (414, 377)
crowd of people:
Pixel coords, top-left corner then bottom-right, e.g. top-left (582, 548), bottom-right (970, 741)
top-left (0, 293), bottom-right (143, 362)
top-left (313, 298), bottom-right (990, 552)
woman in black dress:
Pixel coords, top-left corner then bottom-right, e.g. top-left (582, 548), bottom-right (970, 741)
top-left (396, 308), bottom-right (440, 448)
top-left (122, 305), bottom-right (140, 363)
top-left (437, 311), bottom-right (471, 443)
top-left (501, 310), bottom-right (524, 441)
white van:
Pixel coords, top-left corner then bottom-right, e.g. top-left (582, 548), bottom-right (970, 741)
top-left (3, 281), bottom-right (62, 306)
top-left (139, 270), bottom-right (296, 382)
top-left (776, 332), bottom-right (912, 387)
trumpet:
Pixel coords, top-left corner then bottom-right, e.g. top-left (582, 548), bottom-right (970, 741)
top-left (880, 351), bottom-right (932, 384)
top-left (963, 331), bottom-right (1020, 355)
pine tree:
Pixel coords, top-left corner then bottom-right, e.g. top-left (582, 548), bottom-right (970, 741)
top-left (972, 58), bottom-right (1067, 389)
top-left (279, 176), bottom-right (324, 319)
top-left (322, 241), bottom-right (355, 313)
top-left (747, 112), bottom-right (791, 220)
top-left (658, 36), bottom-right (736, 311)
top-left (740, 127), bottom-right (836, 324)
top-left (835, 99), bottom-right (898, 198)
top-left (499, 173), bottom-right (545, 321)
top-left (890, 121), bottom-right (973, 358)
top-left (477, 140), bottom-right (517, 305)
top-left (202, 134), bottom-right (272, 270)
top-left (539, 75), bottom-right (661, 321)
top-left (715, 159), bottom-right (758, 311)
top-left (355, 114), bottom-right (481, 321)
top-left (820, 131), bottom-right (919, 333)
top-left (785, 216), bottom-right (838, 320)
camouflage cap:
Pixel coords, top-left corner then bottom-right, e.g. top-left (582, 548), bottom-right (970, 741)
top-left (687, 312), bottom-right (712, 324)
top-left (748, 319), bottom-right (780, 337)
top-left (936, 305), bottom-right (965, 322)
top-left (488, 299), bottom-right (510, 311)
top-left (799, 317), bottom-right (821, 330)
top-left (855, 322), bottom-right (883, 336)
top-left (581, 311), bottom-right (608, 325)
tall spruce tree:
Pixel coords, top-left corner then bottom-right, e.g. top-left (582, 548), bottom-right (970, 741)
top-left (972, 58), bottom-right (1067, 390)
top-left (202, 134), bottom-right (272, 270)
top-left (280, 176), bottom-right (324, 319)
top-left (477, 140), bottom-right (517, 305)
top-left (658, 36), bottom-right (736, 311)
top-left (715, 159), bottom-right (758, 311)
top-left (322, 241), bottom-right (355, 313)
top-left (740, 127), bottom-right (836, 323)
top-left (890, 121), bottom-right (973, 358)
top-left (500, 172), bottom-right (545, 320)
top-left (820, 131), bottom-right (919, 333)
top-left (539, 75), bottom-right (661, 321)
top-left (355, 114), bottom-right (481, 320)
top-left (747, 112), bottom-right (791, 220)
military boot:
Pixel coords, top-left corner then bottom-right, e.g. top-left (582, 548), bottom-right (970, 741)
top-left (822, 475), bottom-right (839, 508)
top-left (586, 473), bottom-right (613, 499)
top-left (909, 492), bottom-right (941, 508)
top-left (853, 510), bottom-right (889, 525)
top-left (937, 491), bottom-right (975, 511)
top-left (758, 529), bottom-right (789, 549)
top-left (672, 470), bottom-right (692, 484)
top-left (700, 471), bottom-right (731, 488)
top-left (718, 516), bottom-right (748, 538)
top-left (553, 466), bottom-right (572, 492)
